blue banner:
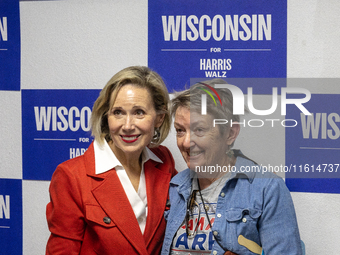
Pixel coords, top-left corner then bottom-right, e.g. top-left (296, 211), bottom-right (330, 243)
top-left (286, 91), bottom-right (340, 193)
top-left (0, 179), bottom-right (22, 254)
top-left (0, 0), bottom-right (20, 91)
top-left (148, 0), bottom-right (287, 93)
top-left (22, 90), bottom-right (100, 180)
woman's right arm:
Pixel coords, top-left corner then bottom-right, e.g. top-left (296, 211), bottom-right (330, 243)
top-left (46, 164), bottom-right (85, 255)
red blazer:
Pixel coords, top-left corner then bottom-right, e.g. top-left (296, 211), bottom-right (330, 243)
top-left (46, 143), bottom-right (177, 255)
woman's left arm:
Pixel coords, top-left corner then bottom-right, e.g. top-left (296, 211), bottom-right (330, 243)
top-left (258, 177), bottom-right (303, 255)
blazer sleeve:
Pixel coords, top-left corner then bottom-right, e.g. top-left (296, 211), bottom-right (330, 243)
top-left (46, 162), bottom-right (86, 255)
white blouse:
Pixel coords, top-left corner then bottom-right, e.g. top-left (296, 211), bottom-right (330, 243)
top-left (93, 139), bottom-right (163, 234)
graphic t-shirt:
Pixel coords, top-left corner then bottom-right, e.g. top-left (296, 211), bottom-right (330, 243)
top-left (170, 173), bottom-right (230, 255)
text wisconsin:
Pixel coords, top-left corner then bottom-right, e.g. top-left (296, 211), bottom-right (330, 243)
top-left (34, 106), bottom-right (91, 132)
top-left (162, 14), bottom-right (271, 41)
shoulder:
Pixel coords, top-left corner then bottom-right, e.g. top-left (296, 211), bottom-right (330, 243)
top-left (148, 145), bottom-right (177, 176)
top-left (233, 156), bottom-right (289, 194)
top-left (170, 168), bottom-right (191, 186)
top-left (250, 164), bottom-right (287, 188)
top-left (245, 168), bottom-right (292, 203)
top-left (52, 142), bottom-right (94, 179)
top-left (149, 145), bottom-right (175, 167)
top-left (235, 155), bottom-right (282, 181)
top-left (149, 145), bottom-right (173, 161)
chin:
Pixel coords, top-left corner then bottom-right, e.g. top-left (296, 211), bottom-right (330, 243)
top-left (188, 163), bottom-right (200, 171)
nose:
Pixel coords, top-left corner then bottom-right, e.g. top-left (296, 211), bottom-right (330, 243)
top-left (122, 114), bottom-right (135, 131)
top-left (182, 131), bottom-right (192, 150)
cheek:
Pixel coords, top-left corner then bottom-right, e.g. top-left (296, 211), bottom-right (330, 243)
top-left (136, 119), bottom-right (156, 137)
top-left (196, 136), bottom-right (212, 149)
top-left (107, 118), bottom-right (114, 130)
top-left (176, 137), bottom-right (184, 149)
top-left (107, 118), bottom-right (127, 137)
top-left (208, 130), bottom-right (223, 143)
top-left (107, 117), bottom-right (118, 132)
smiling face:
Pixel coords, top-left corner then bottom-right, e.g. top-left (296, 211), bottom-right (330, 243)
top-left (174, 106), bottom-right (238, 171)
top-left (107, 84), bottom-right (164, 160)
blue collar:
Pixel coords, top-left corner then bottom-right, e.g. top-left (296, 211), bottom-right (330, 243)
top-left (171, 154), bottom-right (257, 197)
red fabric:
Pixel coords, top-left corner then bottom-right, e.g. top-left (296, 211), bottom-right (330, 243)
top-left (46, 143), bottom-right (177, 255)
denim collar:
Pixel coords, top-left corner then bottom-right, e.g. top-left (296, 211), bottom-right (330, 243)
top-left (171, 153), bottom-right (257, 198)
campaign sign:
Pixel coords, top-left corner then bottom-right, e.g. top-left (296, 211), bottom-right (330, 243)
top-left (0, 179), bottom-right (22, 254)
top-left (22, 90), bottom-right (100, 180)
top-left (285, 92), bottom-right (340, 193)
top-left (0, 0), bottom-right (20, 91)
top-left (148, 0), bottom-right (287, 93)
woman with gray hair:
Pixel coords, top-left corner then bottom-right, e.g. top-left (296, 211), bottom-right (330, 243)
top-left (46, 66), bottom-right (177, 255)
top-left (161, 79), bottom-right (303, 255)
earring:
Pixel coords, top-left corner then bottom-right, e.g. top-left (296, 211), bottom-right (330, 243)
top-left (152, 127), bottom-right (161, 143)
top-left (226, 148), bottom-right (234, 158)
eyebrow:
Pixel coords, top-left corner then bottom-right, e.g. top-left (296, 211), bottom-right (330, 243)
top-left (174, 122), bottom-right (184, 127)
top-left (111, 105), bottom-right (147, 110)
top-left (190, 120), bottom-right (208, 127)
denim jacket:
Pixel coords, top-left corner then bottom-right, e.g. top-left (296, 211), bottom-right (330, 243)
top-left (161, 155), bottom-right (303, 255)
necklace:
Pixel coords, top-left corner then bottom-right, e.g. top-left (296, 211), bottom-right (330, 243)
top-left (197, 178), bottom-right (229, 253)
top-left (198, 175), bottom-right (225, 211)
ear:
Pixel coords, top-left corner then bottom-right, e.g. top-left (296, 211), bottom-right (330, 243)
top-left (154, 113), bottom-right (165, 128)
top-left (226, 123), bottom-right (240, 146)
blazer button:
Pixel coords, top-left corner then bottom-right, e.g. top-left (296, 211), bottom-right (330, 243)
top-left (103, 217), bottom-right (111, 224)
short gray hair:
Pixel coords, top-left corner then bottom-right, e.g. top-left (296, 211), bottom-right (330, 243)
top-left (171, 78), bottom-right (240, 130)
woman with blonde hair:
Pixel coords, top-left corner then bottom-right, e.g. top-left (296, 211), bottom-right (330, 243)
top-left (46, 66), bottom-right (176, 255)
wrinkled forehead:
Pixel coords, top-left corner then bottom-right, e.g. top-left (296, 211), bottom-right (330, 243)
top-left (175, 107), bottom-right (215, 127)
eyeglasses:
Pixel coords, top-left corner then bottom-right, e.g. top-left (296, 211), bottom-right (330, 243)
top-left (185, 190), bottom-right (200, 238)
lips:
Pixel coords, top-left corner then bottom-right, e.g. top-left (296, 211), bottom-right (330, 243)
top-left (183, 150), bottom-right (203, 169)
top-left (189, 151), bottom-right (203, 157)
top-left (120, 135), bottom-right (140, 143)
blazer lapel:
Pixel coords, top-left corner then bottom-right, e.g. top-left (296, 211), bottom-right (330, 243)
top-left (85, 142), bottom-right (172, 252)
top-left (143, 160), bottom-right (172, 246)
top-left (91, 170), bottom-right (149, 255)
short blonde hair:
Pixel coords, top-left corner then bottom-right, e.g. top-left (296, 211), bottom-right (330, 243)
top-left (91, 66), bottom-right (170, 147)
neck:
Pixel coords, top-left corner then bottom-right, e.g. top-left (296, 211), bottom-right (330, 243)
top-left (108, 141), bottom-right (144, 192)
top-left (197, 154), bottom-right (236, 190)
top-left (108, 141), bottom-right (142, 174)
top-left (198, 175), bottom-right (222, 190)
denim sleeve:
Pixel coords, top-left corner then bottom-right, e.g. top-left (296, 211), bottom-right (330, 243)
top-left (258, 177), bottom-right (303, 255)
